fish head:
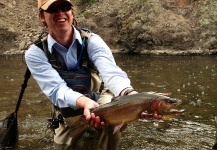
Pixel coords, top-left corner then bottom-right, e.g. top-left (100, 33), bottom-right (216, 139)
top-left (151, 95), bottom-right (185, 115)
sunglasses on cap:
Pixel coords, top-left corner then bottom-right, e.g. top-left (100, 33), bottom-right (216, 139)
top-left (45, 3), bottom-right (72, 13)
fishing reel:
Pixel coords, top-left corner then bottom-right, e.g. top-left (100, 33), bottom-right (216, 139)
top-left (47, 114), bottom-right (64, 130)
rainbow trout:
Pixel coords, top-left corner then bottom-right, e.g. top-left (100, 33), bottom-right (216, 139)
top-left (65, 92), bottom-right (185, 138)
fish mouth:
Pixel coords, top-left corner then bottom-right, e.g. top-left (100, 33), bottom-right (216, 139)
top-left (167, 102), bottom-right (185, 114)
top-left (168, 108), bottom-right (185, 113)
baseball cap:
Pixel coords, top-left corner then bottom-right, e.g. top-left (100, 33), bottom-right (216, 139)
top-left (38, 0), bottom-right (73, 10)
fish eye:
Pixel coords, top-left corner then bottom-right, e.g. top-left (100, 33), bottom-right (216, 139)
top-left (168, 98), bottom-right (176, 104)
top-left (168, 101), bottom-right (174, 104)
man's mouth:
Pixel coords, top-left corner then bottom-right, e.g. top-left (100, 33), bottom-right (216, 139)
top-left (56, 18), bottom-right (66, 22)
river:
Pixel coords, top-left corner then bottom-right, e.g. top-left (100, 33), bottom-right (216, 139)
top-left (0, 54), bottom-right (216, 149)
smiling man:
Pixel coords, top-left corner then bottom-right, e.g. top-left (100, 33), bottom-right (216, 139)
top-left (25, 0), bottom-right (161, 149)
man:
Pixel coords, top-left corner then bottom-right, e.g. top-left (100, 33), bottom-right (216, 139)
top-left (25, 0), bottom-right (162, 149)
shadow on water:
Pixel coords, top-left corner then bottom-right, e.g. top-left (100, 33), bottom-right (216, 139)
top-left (0, 54), bottom-right (216, 149)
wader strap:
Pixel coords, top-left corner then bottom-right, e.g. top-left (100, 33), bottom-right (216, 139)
top-left (41, 37), bottom-right (49, 59)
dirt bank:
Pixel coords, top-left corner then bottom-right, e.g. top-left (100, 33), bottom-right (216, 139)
top-left (0, 0), bottom-right (216, 55)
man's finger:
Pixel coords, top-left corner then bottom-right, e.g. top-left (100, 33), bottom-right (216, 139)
top-left (89, 113), bottom-right (96, 126)
top-left (94, 116), bottom-right (100, 128)
top-left (101, 122), bottom-right (105, 128)
top-left (141, 112), bottom-right (153, 119)
top-left (84, 109), bottom-right (91, 120)
top-left (153, 112), bottom-right (163, 120)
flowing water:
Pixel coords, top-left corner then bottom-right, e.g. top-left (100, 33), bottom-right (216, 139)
top-left (0, 54), bottom-right (216, 149)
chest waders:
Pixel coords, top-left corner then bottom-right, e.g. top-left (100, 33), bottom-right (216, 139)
top-left (34, 29), bottom-right (103, 118)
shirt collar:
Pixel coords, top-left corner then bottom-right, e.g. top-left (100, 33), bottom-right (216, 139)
top-left (47, 26), bottom-right (82, 54)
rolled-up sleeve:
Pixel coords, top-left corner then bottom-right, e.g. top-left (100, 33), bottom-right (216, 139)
top-left (87, 34), bottom-right (132, 96)
top-left (25, 45), bottom-right (82, 109)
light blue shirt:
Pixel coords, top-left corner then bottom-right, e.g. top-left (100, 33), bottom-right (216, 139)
top-left (25, 26), bottom-right (132, 109)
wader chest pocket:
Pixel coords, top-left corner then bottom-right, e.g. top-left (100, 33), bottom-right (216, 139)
top-left (58, 67), bottom-right (91, 95)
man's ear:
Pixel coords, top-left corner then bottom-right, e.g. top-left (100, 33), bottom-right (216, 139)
top-left (38, 12), bottom-right (45, 23)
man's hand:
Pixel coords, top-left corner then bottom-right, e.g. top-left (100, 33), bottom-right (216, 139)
top-left (76, 96), bottom-right (105, 128)
top-left (89, 113), bottom-right (105, 128)
top-left (141, 111), bottom-right (163, 120)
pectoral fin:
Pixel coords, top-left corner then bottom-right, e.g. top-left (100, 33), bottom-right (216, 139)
top-left (113, 123), bottom-right (127, 134)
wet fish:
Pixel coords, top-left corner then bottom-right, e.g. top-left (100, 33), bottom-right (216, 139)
top-left (65, 92), bottom-right (185, 138)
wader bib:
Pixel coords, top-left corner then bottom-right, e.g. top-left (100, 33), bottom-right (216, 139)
top-left (34, 29), bottom-right (103, 118)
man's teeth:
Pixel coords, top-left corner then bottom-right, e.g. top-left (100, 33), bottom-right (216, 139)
top-left (57, 19), bottom-right (66, 22)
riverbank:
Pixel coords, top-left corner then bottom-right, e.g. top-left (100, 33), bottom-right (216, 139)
top-left (0, 0), bottom-right (216, 55)
top-left (3, 49), bottom-right (217, 56)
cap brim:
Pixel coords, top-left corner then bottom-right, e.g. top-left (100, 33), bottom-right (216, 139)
top-left (41, 0), bottom-right (73, 10)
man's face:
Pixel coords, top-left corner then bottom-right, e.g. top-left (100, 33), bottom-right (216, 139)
top-left (39, 1), bottom-right (73, 36)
